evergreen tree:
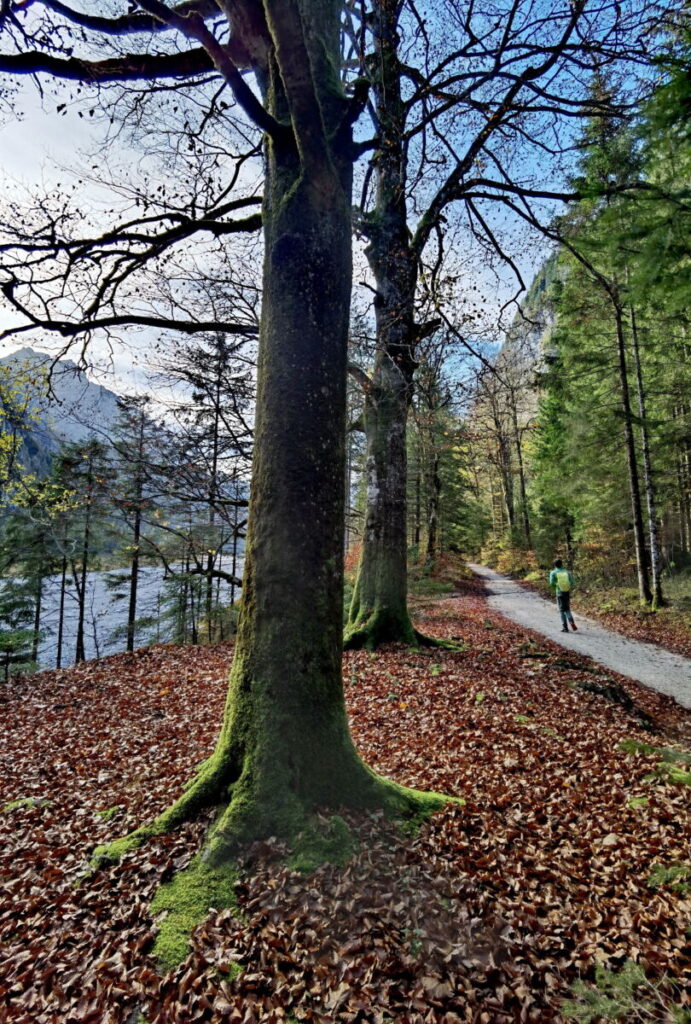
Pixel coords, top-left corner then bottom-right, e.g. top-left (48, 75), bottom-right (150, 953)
top-left (109, 397), bottom-right (160, 653)
top-left (0, 579), bottom-right (36, 682)
top-left (158, 333), bottom-right (252, 640)
top-left (53, 441), bottom-right (113, 664)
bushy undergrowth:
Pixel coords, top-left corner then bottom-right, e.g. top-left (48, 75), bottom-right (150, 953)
top-left (480, 540), bottom-right (540, 577)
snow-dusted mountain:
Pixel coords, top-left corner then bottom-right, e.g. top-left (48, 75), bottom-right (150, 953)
top-left (0, 347), bottom-right (123, 472)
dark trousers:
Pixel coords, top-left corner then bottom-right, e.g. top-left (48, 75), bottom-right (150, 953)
top-left (557, 592), bottom-right (574, 629)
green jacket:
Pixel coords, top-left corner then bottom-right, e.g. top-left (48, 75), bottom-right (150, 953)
top-left (549, 568), bottom-right (574, 594)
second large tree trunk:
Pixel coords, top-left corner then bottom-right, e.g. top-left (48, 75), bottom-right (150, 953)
top-left (346, 352), bottom-right (418, 647)
top-left (344, 0), bottom-right (421, 649)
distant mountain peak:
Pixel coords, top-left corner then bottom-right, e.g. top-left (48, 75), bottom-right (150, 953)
top-left (1, 346), bottom-right (123, 454)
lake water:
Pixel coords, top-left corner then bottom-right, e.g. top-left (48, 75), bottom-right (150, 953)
top-left (35, 563), bottom-right (243, 669)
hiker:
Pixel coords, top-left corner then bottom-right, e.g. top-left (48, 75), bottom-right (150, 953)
top-left (549, 559), bottom-right (577, 633)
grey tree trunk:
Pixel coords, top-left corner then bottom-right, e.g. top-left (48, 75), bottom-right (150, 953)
top-left (345, 0), bottom-right (421, 648)
top-left (347, 355), bottom-right (417, 647)
top-left (614, 307), bottom-right (652, 604)
top-left (629, 306), bottom-right (664, 606)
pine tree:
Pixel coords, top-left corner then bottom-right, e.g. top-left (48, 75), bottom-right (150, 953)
top-left (52, 441), bottom-right (113, 663)
top-left (0, 579), bottom-right (36, 682)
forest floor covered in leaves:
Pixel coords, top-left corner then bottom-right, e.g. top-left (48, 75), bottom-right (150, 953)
top-left (1, 577), bottom-right (690, 1024)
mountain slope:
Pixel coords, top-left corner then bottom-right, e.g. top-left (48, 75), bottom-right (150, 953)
top-left (0, 347), bottom-right (122, 473)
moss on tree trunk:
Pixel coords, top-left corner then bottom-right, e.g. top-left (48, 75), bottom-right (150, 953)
top-left (344, 0), bottom-right (450, 650)
top-left (345, 356), bottom-right (419, 649)
top-left (94, 3), bottom-right (449, 876)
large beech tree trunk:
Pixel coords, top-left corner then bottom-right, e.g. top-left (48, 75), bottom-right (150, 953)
top-left (98, 0), bottom-right (438, 868)
top-left (205, 156), bottom-right (386, 856)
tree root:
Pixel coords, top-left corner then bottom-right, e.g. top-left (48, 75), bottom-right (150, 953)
top-left (413, 629), bottom-right (465, 651)
top-left (91, 754), bottom-right (231, 867)
top-left (344, 610), bottom-right (464, 652)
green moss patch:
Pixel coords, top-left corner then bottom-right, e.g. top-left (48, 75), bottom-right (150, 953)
top-left (648, 863), bottom-right (691, 895)
top-left (660, 764), bottom-right (691, 787)
top-left (408, 576), bottom-right (455, 597)
top-left (619, 739), bottom-right (691, 765)
top-left (397, 795), bottom-right (465, 839)
top-left (150, 856), bottom-right (239, 972)
top-left (95, 805), bottom-right (122, 821)
top-left (92, 825), bottom-right (156, 867)
top-left (619, 740), bottom-right (691, 788)
top-left (1, 797), bottom-right (46, 813)
top-left (288, 814), bottom-right (357, 874)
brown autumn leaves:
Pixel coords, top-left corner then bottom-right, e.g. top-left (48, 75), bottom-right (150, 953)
top-left (1, 577), bottom-right (689, 1023)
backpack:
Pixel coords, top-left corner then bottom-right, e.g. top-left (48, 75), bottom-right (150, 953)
top-left (555, 570), bottom-right (571, 592)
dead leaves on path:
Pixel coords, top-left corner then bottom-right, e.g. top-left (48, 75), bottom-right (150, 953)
top-left (0, 591), bottom-right (689, 1023)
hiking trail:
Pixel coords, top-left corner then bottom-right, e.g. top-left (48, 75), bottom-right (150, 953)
top-left (469, 564), bottom-right (691, 710)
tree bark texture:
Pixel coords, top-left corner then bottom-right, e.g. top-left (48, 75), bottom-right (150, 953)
top-left (345, 0), bottom-right (420, 647)
top-left (346, 354), bottom-right (417, 647)
top-left (614, 307), bottom-right (652, 604)
top-left (97, 0), bottom-right (439, 867)
top-left (629, 306), bottom-right (664, 606)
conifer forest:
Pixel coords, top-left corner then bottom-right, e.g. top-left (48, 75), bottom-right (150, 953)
top-left (0, 1), bottom-right (689, 1022)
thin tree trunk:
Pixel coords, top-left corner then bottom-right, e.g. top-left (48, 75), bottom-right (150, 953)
top-left (425, 453), bottom-right (441, 563)
top-left (614, 306), bottom-right (652, 604)
top-left (629, 305), bottom-right (663, 606)
top-left (679, 454), bottom-right (691, 552)
top-left (498, 433), bottom-right (515, 536)
top-left (75, 465), bottom-right (94, 664)
top-left (230, 525), bottom-right (238, 608)
top-left (56, 553), bottom-right (67, 670)
top-left (206, 372), bottom-right (222, 642)
top-left (565, 521), bottom-right (575, 566)
top-left (31, 577), bottom-right (42, 663)
top-left (510, 400), bottom-right (531, 548)
top-left (126, 412), bottom-right (146, 653)
top-left (126, 502), bottom-right (142, 653)
top-left (187, 552), bottom-right (198, 645)
top-left (414, 447), bottom-right (421, 548)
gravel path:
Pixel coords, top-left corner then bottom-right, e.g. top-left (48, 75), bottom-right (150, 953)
top-left (468, 564), bottom-right (691, 710)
